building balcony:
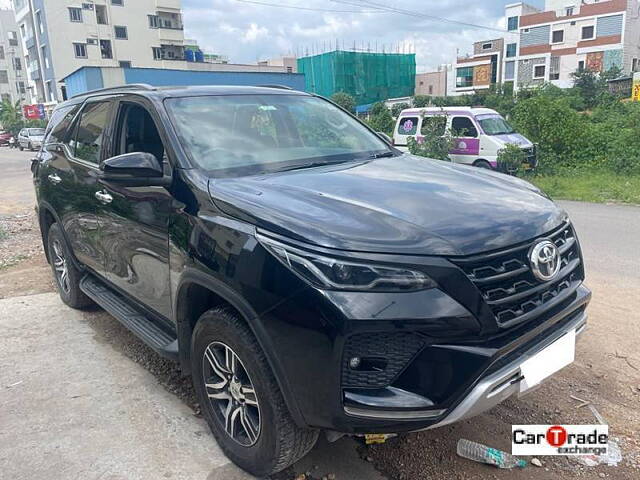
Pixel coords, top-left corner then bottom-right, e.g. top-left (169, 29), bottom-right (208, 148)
top-left (159, 28), bottom-right (185, 43)
top-left (24, 35), bottom-right (35, 50)
top-left (156, 0), bottom-right (182, 10)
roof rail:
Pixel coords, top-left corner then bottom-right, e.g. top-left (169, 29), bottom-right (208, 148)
top-left (71, 83), bottom-right (156, 99)
top-left (257, 84), bottom-right (294, 90)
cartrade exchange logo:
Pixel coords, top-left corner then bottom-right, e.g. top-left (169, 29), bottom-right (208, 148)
top-left (512, 425), bottom-right (609, 456)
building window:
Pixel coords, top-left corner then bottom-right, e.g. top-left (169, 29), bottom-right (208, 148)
top-left (82, 2), bottom-right (94, 9)
top-left (41, 46), bottom-right (49, 69)
top-left (13, 57), bottom-right (21, 70)
top-left (552, 30), bottom-right (564, 43)
top-left (507, 16), bottom-right (519, 31)
top-left (111, 0), bottom-right (123, 5)
top-left (428, 85), bottom-right (433, 95)
top-left (506, 43), bottom-right (517, 58)
top-left (96, 5), bottom-right (108, 24)
top-left (69, 7), bottom-right (83, 22)
top-left (114, 25), bottom-right (128, 39)
top-left (8, 31), bottom-right (18, 46)
top-left (505, 61), bottom-right (515, 80)
top-left (18, 81), bottom-right (26, 94)
top-left (482, 43), bottom-right (493, 50)
top-left (152, 47), bottom-right (163, 60)
top-left (119, 60), bottom-right (132, 68)
top-left (581, 25), bottom-right (595, 40)
top-left (100, 39), bottom-right (113, 59)
top-left (0, 70), bottom-right (8, 84)
top-left (0, 46), bottom-right (4, 60)
top-left (36, 11), bottom-right (44, 34)
top-left (74, 43), bottom-right (87, 58)
top-left (533, 64), bottom-right (546, 79)
top-left (550, 72), bottom-right (560, 80)
top-left (565, 6), bottom-right (574, 16)
top-left (286, 66), bottom-right (293, 73)
top-left (87, 38), bottom-right (98, 45)
top-left (148, 15), bottom-right (160, 28)
top-left (578, 60), bottom-right (585, 71)
top-left (633, 58), bottom-right (639, 72)
top-left (456, 67), bottom-right (474, 88)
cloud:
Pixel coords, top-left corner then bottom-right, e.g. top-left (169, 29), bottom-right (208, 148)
top-left (183, 0), bottom-right (543, 70)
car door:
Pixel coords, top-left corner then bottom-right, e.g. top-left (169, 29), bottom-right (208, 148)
top-left (97, 97), bottom-right (173, 319)
top-left (449, 115), bottom-right (480, 165)
top-left (40, 99), bottom-right (114, 273)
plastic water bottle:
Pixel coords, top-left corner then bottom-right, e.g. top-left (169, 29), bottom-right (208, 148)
top-left (457, 439), bottom-right (527, 469)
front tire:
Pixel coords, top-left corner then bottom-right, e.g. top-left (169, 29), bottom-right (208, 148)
top-left (192, 307), bottom-right (319, 476)
top-left (46, 223), bottom-right (93, 309)
top-left (474, 160), bottom-right (493, 170)
top-left (19, 145), bottom-right (23, 151)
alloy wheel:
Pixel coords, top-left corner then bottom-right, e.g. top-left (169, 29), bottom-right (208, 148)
top-left (52, 240), bottom-right (70, 294)
top-left (202, 341), bottom-right (261, 447)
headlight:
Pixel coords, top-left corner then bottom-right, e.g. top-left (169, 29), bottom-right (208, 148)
top-left (257, 234), bottom-right (436, 292)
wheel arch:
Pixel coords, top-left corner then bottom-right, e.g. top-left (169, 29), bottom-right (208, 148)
top-left (174, 269), bottom-right (307, 428)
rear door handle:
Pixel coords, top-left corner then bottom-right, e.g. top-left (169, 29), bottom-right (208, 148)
top-left (48, 174), bottom-right (62, 185)
top-left (95, 190), bottom-right (113, 205)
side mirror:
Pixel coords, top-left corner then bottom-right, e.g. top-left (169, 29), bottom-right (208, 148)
top-left (377, 132), bottom-right (393, 145)
top-left (100, 152), bottom-right (170, 187)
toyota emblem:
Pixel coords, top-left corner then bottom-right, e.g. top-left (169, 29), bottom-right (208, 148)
top-left (529, 240), bottom-right (561, 282)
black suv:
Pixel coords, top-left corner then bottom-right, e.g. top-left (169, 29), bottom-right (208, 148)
top-left (33, 85), bottom-right (591, 476)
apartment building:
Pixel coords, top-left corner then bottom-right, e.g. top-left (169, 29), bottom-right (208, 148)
top-left (506, 0), bottom-right (640, 89)
top-left (415, 67), bottom-right (448, 96)
top-left (12, 0), bottom-right (186, 104)
top-left (453, 0), bottom-right (640, 94)
top-left (0, 9), bottom-right (29, 104)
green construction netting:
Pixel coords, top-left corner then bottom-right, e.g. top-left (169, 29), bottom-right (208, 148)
top-left (297, 51), bottom-right (416, 106)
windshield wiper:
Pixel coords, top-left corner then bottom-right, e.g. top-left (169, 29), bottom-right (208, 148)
top-left (274, 159), bottom-right (351, 173)
top-left (369, 151), bottom-right (396, 159)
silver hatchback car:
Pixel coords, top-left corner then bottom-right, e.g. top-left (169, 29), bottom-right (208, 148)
top-left (18, 128), bottom-right (46, 151)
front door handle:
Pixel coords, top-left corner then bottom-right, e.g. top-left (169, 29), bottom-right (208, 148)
top-left (95, 190), bottom-right (113, 205)
top-left (48, 174), bottom-right (62, 185)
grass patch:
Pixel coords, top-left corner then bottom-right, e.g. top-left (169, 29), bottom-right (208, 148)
top-left (528, 171), bottom-right (640, 205)
top-left (0, 225), bottom-right (6, 242)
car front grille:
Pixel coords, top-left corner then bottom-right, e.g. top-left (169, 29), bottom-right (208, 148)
top-left (449, 223), bottom-right (583, 328)
top-left (341, 332), bottom-right (426, 388)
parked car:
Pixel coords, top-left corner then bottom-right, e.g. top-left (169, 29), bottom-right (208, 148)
top-left (32, 85), bottom-right (590, 477)
top-left (0, 131), bottom-right (12, 146)
top-left (18, 127), bottom-right (46, 151)
top-left (393, 107), bottom-right (537, 170)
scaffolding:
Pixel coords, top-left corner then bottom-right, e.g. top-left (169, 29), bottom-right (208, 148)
top-left (297, 50), bottom-right (416, 106)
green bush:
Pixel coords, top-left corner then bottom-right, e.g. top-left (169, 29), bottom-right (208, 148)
top-left (497, 143), bottom-right (526, 175)
top-left (366, 103), bottom-right (395, 137)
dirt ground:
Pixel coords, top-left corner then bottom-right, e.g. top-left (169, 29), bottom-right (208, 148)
top-left (1, 149), bottom-right (638, 479)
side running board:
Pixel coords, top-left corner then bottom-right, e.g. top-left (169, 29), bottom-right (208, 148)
top-left (80, 274), bottom-right (178, 361)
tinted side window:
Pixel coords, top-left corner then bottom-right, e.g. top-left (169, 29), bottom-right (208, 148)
top-left (74, 101), bottom-right (112, 164)
top-left (397, 117), bottom-right (418, 135)
top-left (451, 117), bottom-right (478, 138)
top-left (45, 105), bottom-right (80, 145)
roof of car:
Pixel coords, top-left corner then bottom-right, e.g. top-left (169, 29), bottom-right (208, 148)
top-left (58, 84), bottom-right (310, 110)
top-left (398, 106), bottom-right (498, 116)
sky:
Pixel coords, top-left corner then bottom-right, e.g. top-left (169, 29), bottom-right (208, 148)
top-left (0, 0), bottom-right (545, 72)
top-left (183, 0), bottom-right (543, 72)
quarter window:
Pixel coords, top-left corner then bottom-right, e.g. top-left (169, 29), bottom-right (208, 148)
top-left (397, 117), bottom-right (419, 136)
top-left (451, 117), bottom-right (478, 138)
top-left (73, 102), bottom-right (112, 164)
top-left (69, 7), bottom-right (82, 22)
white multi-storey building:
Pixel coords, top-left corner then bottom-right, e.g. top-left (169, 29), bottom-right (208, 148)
top-left (453, 0), bottom-right (640, 94)
top-left (0, 8), bottom-right (29, 104)
top-left (12, 0), bottom-right (186, 104)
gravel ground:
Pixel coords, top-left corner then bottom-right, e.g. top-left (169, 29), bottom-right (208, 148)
top-left (0, 210), bottom-right (42, 270)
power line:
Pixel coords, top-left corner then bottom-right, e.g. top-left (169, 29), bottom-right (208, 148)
top-left (330, 0), bottom-right (514, 35)
top-left (233, 0), bottom-right (382, 14)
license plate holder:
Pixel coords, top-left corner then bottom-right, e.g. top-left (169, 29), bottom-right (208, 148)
top-left (519, 329), bottom-right (576, 394)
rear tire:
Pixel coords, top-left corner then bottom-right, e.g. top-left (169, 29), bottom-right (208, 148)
top-left (192, 307), bottom-right (319, 477)
top-left (474, 160), bottom-right (493, 170)
top-left (28, 142), bottom-right (33, 151)
top-left (46, 223), bottom-right (94, 309)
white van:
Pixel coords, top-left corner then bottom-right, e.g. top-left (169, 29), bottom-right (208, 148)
top-left (393, 107), bottom-right (537, 170)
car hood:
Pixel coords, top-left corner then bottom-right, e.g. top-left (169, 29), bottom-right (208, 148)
top-left (208, 155), bottom-right (566, 256)
top-left (491, 133), bottom-right (533, 148)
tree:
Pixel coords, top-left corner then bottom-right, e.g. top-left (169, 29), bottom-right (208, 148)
top-left (408, 112), bottom-right (456, 161)
top-left (413, 95), bottom-right (431, 108)
top-left (0, 100), bottom-right (25, 137)
top-left (330, 92), bottom-right (356, 114)
top-left (367, 102), bottom-right (394, 136)
top-left (391, 102), bottom-right (410, 118)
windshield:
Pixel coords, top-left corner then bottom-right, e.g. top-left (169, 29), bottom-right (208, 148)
top-left (165, 94), bottom-right (392, 176)
top-left (477, 115), bottom-right (515, 135)
top-left (29, 128), bottom-right (46, 136)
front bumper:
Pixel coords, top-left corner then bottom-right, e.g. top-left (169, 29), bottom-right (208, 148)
top-left (345, 303), bottom-right (588, 431)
